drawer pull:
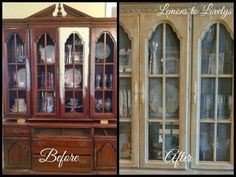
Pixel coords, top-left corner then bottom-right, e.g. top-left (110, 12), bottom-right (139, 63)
top-left (38, 141), bottom-right (46, 146)
top-left (78, 142), bottom-right (88, 147)
top-left (79, 159), bottom-right (87, 165)
top-left (14, 128), bottom-right (20, 134)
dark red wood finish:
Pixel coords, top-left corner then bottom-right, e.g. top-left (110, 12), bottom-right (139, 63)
top-left (31, 28), bottom-right (60, 118)
top-left (3, 28), bottom-right (31, 118)
top-left (2, 3), bottom-right (117, 175)
top-left (90, 28), bottom-right (117, 120)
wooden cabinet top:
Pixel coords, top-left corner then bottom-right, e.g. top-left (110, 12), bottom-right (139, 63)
top-left (3, 4), bottom-right (116, 28)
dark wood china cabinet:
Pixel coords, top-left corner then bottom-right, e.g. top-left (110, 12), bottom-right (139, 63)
top-left (2, 4), bottom-right (117, 175)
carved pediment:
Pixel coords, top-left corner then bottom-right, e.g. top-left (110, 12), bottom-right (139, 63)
top-left (27, 3), bottom-right (92, 19)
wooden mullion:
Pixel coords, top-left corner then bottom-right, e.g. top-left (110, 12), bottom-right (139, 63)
top-left (73, 33), bottom-right (75, 113)
top-left (162, 23), bottom-right (166, 160)
top-left (213, 23), bottom-right (220, 162)
top-left (14, 33), bottom-right (19, 113)
top-left (102, 33), bottom-right (106, 113)
top-left (44, 33), bottom-right (48, 113)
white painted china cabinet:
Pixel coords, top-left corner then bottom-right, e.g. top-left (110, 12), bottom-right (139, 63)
top-left (119, 2), bottom-right (234, 174)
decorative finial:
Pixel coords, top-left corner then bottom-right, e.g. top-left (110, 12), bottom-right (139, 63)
top-left (57, 3), bottom-right (63, 17)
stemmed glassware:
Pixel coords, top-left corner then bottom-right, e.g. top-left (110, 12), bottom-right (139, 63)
top-left (66, 44), bottom-right (72, 64)
top-left (105, 98), bottom-right (112, 112)
top-left (95, 98), bottom-right (103, 112)
top-left (105, 74), bottom-right (113, 89)
top-left (205, 94), bottom-right (212, 118)
top-left (95, 74), bottom-right (102, 89)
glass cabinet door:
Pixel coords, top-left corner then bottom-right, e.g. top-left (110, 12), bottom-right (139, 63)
top-left (90, 28), bottom-right (117, 119)
top-left (59, 28), bottom-right (89, 119)
top-left (119, 14), bottom-right (140, 168)
top-left (3, 28), bottom-right (31, 117)
top-left (140, 13), bottom-right (189, 168)
top-left (192, 14), bottom-right (233, 169)
top-left (31, 28), bottom-right (59, 117)
top-left (148, 22), bottom-right (180, 162)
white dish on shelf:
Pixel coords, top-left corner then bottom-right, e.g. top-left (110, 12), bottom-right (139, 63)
top-left (149, 83), bottom-right (162, 114)
top-left (64, 68), bottom-right (82, 88)
top-left (166, 83), bottom-right (179, 114)
top-left (40, 45), bottom-right (55, 64)
top-left (96, 42), bottom-right (111, 59)
top-left (14, 68), bottom-right (26, 88)
top-left (149, 82), bottom-right (178, 115)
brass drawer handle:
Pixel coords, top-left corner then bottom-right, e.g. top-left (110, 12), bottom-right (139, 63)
top-left (38, 141), bottom-right (46, 146)
top-left (14, 128), bottom-right (20, 134)
top-left (79, 159), bottom-right (87, 165)
top-left (78, 141), bottom-right (88, 147)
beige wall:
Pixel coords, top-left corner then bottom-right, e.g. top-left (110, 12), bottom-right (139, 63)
top-left (3, 2), bottom-right (106, 18)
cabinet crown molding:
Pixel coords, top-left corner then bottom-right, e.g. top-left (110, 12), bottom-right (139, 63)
top-left (27, 3), bottom-right (92, 20)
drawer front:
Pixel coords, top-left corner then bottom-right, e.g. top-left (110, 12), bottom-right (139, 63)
top-left (32, 139), bottom-right (92, 155)
top-left (32, 155), bottom-right (93, 173)
top-left (4, 126), bottom-right (30, 137)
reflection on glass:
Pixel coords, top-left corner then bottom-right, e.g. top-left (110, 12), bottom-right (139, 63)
top-left (219, 24), bottom-right (234, 74)
top-left (149, 24), bottom-right (163, 74)
top-left (216, 124), bottom-right (230, 161)
top-left (149, 122), bottom-right (163, 160)
top-left (149, 78), bottom-right (162, 119)
top-left (165, 123), bottom-right (179, 160)
top-left (200, 79), bottom-right (215, 119)
top-left (166, 24), bottom-right (180, 74)
top-left (199, 123), bottom-right (214, 161)
top-left (201, 24), bottom-right (216, 74)
top-left (119, 123), bottom-right (131, 160)
top-left (38, 91), bottom-right (55, 113)
top-left (119, 78), bottom-right (131, 118)
top-left (7, 35), bottom-right (15, 63)
top-left (165, 78), bottom-right (179, 118)
top-left (218, 79), bottom-right (232, 119)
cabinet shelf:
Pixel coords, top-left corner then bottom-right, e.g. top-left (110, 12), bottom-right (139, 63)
top-left (65, 63), bottom-right (83, 66)
top-left (201, 74), bottom-right (233, 78)
top-left (95, 89), bottom-right (113, 91)
top-left (37, 63), bottom-right (55, 66)
top-left (119, 118), bottom-right (131, 122)
top-left (148, 74), bottom-right (179, 77)
top-left (119, 73), bottom-right (131, 78)
top-left (65, 88), bottom-right (83, 91)
top-left (95, 63), bottom-right (114, 65)
top-left (37, 89), bottom-right (55, 91)
top-left (8, 88), bottom-right (27, 91)
top-left (8, 63), bottom-right (26, 65)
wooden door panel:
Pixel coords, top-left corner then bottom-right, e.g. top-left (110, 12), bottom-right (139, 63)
top-left (94, 139), bottom-right (117, 169)
top-left (4, 138), bottom-right (31, 168)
